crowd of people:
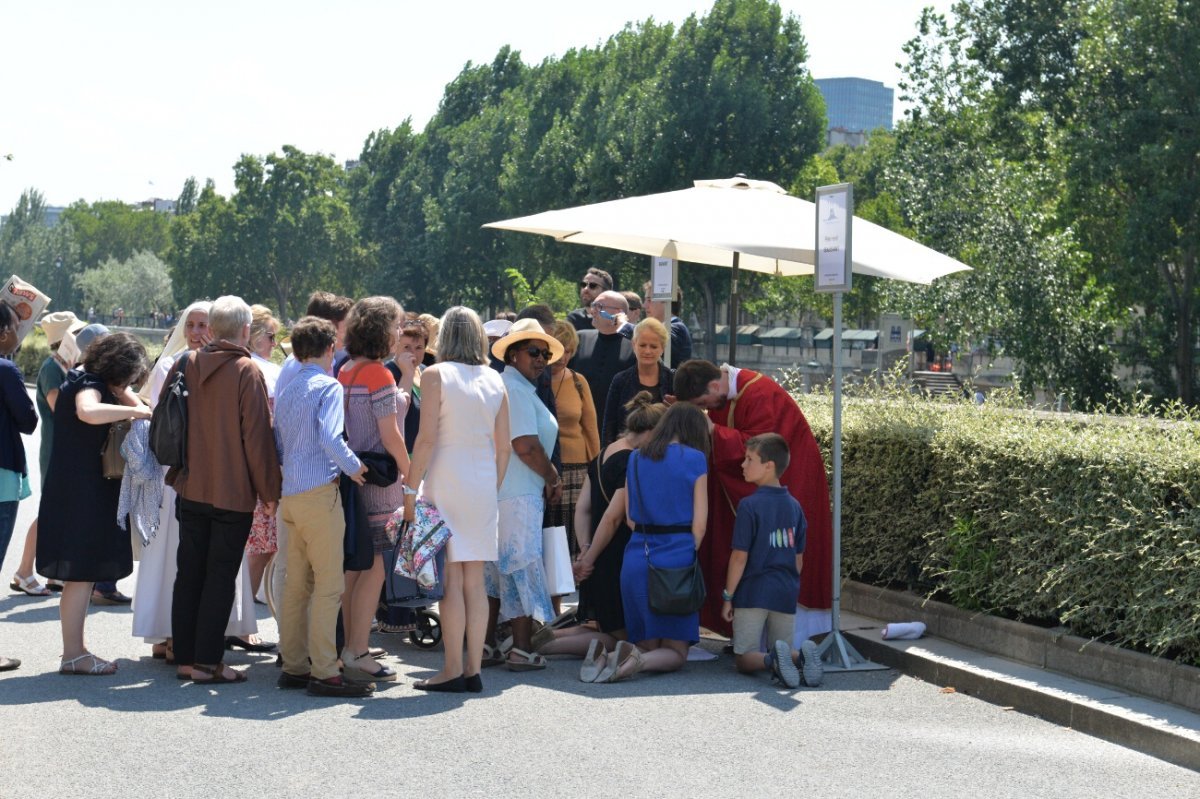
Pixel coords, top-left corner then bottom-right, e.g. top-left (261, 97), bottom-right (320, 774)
top-left (0, 269), bottom-right (835, 696)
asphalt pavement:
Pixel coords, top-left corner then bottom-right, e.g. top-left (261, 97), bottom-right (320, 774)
top-left (1, 401), bottom-right (1198, 797)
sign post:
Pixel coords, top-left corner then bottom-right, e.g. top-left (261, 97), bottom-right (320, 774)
top-left (650, 254), bottom-right (678, 367)
top-left (813, 184), bottom-right (881, 672)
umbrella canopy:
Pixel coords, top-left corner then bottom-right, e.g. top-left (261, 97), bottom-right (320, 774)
top-left (484, 176), bottom-right (970, 285)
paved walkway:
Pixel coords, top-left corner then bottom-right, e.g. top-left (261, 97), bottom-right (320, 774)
top-left (2, 415), bottom-right (1198, 796)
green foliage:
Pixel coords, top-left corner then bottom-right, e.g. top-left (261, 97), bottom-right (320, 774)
top-left (0, 189), bottom-right (82, 311)
top-left (60, 200), bottom-right (171, 269)
top-left (13, 327), bottom-right (49, 379)
top-left (351, 0), bottom-right (825, 319)
top-left (793, 381), bottom-right (1200, 664)
top-left (74, 250), bottom-right (174, 318)
top-left (899, 0), bottom-right (1200, 403)
top-left (169, 146), bottom-right (369, 318)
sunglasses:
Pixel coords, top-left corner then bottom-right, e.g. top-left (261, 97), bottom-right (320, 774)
top-left (579, 281), bottom-right (603, 289)
top-left (524, 346), bottom-right (553, 360)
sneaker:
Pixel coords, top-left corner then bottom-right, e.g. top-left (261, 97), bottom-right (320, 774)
top-left (307, 675), bottom-right (375, 697)
top-left (771, 640), bottom-right (800, 688)
top-left (800, 640), bottom-right (824, 687)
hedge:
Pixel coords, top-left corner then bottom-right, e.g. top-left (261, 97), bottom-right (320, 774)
top-left (792, 383), bottom-right (1200, 666)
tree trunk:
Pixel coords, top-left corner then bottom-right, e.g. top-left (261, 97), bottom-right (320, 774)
top-left (1172, 250), bottom-right (1196, 405)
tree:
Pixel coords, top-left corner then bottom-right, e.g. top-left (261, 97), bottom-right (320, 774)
top-left (176, 177), bottom-right (199, 215)
top-left (60, 199), bottom-right (171, 269)
top-left (74, 250), bottom-right (174, 319)
top-left (920, 0), bottom-right (1200, 402)
top-left (167, 146), bottom-right (368, 318)
top-left (0, 189), bottom-right (81, 311)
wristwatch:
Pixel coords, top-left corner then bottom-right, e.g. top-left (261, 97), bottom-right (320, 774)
top-left (722, 589), bottom-right (734, 602)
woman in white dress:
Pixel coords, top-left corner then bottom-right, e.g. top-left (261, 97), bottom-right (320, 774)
top-left (403, 307), bottom-right (509, 693)
top-left (245, 305), bottom-right (281, 600)
top-left (131, 301), bottom-right (261, 664)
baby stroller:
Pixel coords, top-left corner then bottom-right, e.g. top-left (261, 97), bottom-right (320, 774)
top-left (378, 546), bottom-right (443, 650)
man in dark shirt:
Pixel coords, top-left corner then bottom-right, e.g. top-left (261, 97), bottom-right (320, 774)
top-left (565, 268), bottom-right (613, 331)
top-left (571, 290), bottom-right (634, 434)
top-left (642, 281), bottom-right (693, 368)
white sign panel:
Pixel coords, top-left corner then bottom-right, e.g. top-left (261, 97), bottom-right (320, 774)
top-left (651, 256), bottom-right (676, 301)
top-left (815, 184), bottom-right (853, 293)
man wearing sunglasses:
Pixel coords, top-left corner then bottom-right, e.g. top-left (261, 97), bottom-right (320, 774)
top-left (571, 291), bottom-right (634, 434)
top-left (565, 268), bottom-right (614, 332)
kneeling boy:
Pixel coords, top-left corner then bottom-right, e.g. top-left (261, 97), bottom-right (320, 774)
top-left (721, 433), bottom-right (823, 688)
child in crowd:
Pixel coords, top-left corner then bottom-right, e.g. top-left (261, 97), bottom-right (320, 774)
top-left (274, 316), bottom-right (371, 698)
top-left (721, 433), bottom-right (823, 689)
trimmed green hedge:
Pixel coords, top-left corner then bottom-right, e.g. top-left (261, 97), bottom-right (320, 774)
top-left (793, 388), bottom-right (1200, 666)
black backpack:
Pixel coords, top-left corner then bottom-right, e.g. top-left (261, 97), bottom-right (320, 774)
top-left (149, 351), bottom-right (191, 469)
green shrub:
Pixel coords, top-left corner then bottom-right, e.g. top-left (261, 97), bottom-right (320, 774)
top-left (793, 382), bottom-right (1200, 665)
top-left (14, 328), bottom-right (50, 379)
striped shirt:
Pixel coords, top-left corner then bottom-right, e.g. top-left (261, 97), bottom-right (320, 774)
top-left (274, 363), bottom-right (362, 497)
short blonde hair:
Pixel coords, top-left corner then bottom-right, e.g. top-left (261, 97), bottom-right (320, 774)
top-left (550, 320), bottom-right (578, 353)
top-left (436, 306), bottom-right (487, 365)
top-left (633, 317), bottom-right (668, 349)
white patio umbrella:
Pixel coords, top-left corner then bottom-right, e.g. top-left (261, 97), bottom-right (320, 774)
top-left (484, 176), bottom-right (968, 283)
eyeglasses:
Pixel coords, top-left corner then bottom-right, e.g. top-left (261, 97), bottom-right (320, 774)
top-left (524, 346), bottom-right (553, 360)
top-left (579, 281), bottom-right (603, 290)
top-left (591, 303), bottom-right (619, 312)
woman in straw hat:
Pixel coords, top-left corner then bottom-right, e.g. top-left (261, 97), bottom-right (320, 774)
top-left (481, 318), bottom-right (562, 674)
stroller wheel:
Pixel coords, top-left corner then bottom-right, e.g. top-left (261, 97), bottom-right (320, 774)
top-left (409, 609), bottom-right (442, 650)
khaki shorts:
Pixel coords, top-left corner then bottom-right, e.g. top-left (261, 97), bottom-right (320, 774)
top-left (731, 607), bottom-right (796, 655)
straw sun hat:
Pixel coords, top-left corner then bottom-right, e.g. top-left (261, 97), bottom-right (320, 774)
top-left (490, 318), bottom-right (564, 364)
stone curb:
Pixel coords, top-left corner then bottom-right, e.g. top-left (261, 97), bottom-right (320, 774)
top-left (842, 580), bottom-right (1200, 714)
top-left (841, 627), bottom-right (1200, 773)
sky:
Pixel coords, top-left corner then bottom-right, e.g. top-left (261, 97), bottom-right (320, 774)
top-left (0, 0), bottom-right (955, 214)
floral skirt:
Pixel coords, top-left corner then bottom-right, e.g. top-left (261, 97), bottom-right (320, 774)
top-left (484, 494), bottom-right (553, 623)
top-left (245, 499), bottom-right (278, 555)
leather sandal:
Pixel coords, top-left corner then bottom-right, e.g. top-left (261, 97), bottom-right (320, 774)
top-left (506, 647), bottom-right (547, 672)
top-left (60, 653), bottom-right (117, 675)
top-left (190, 662), bottom-right (247, 684)
top-left (10, 574), bottom-right (52, 597)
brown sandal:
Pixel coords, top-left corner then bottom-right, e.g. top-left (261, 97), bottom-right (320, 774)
top-left (189, 662), bottom-right (247, 684)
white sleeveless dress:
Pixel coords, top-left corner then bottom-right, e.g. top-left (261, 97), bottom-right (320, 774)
top-left (420, 362), bottom-right (506, 562)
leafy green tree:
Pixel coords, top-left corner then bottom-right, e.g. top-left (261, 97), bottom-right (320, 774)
top-left (61, 199), bottom-right (171, 269)
top-left (176, 177), bottom-right (199, 215)
top-left (169, 147), bottom-right (368, 317)
top-left (919, 0), bottom-right (1200, 402)
top-left (74, 250), bottom-right (174, 319)
top-left (0, 189), bottom-right (81, 311)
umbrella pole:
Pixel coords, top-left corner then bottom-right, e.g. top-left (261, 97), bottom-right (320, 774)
top-left (816, 291), bottom-right (884, 671)
top-left (727, 252), bottom-right (740, 365)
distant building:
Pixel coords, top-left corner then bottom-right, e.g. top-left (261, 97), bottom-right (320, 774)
top-left (0, 205), bottom-right (65, 228)
top-left (815, 77), bottom-right (894, 147)
top-left (134, 198), bottom-right (176, 214)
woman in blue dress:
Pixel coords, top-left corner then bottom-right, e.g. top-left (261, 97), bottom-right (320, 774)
top-left (592, 401), bottom-right (708, 683)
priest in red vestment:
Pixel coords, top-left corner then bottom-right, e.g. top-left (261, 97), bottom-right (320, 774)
top-left (674, 360), bottom-right (832, 637)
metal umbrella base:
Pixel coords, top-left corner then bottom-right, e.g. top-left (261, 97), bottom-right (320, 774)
top-left (815, 628), bottom-right (888, 672)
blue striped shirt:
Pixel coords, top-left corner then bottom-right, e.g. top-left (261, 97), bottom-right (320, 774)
top-left (274, 363), bottom-right (362, 497)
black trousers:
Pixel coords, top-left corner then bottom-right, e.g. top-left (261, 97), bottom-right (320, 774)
top-left (172, 498), bottom-right (253, 666)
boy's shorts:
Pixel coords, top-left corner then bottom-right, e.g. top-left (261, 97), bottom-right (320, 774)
top-left (731, 607), bottom-right (796, 655)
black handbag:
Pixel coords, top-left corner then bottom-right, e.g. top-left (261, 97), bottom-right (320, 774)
top-left (645, 539), bottom-right (706, 615)
top-left (630, 454), bottom-right (706, 615)
top-left (101, 420), bottom-right (131, 480)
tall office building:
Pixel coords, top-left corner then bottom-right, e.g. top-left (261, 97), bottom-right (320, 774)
top-left (814, 77), bottom-right (894, 147)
